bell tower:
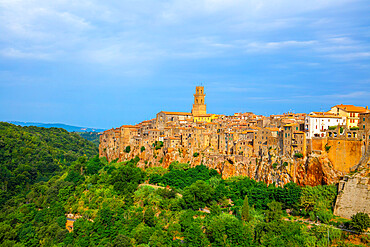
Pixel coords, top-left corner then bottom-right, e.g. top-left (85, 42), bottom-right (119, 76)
top-left (192, 86), bottom-right (207, 116)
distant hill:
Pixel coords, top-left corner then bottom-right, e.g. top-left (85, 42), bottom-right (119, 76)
top-left (77, 132), bottom-right (101, 146)
top-left (8, 121), bottom-right (105, 132)
top-left (0, 122), bottom-right (99, 205)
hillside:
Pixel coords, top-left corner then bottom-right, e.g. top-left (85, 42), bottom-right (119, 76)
top-left (0, 122), bottom-right (368, 246)
top-left (0, 122), bottom-right (98, 205)
top-left (8, 121), bottom-right (105, 132)
top-left (76, 132), bottom-right (101, 147)
top-left (1, 156), bottom-right (368, 246)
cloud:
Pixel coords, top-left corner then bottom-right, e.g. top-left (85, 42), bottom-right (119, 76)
top-left (0, 48), bottom-right (51, 60)
top-left (242, 40), bottom-right (317, 52)
top-left (0, 0), bottom-right (368, 68)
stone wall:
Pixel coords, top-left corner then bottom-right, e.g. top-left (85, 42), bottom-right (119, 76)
top-left (326, 140), bottom-right (362, 173)
top-left (334, 170), bottom-right (370, 219)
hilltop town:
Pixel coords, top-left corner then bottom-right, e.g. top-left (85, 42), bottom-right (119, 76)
top-left (99, 86), bottom-right (370, 188)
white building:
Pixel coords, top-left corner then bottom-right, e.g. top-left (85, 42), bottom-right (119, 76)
top-left (305, 112), bottom-right (346, 139)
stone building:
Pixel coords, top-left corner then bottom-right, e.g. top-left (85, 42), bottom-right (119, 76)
top-left (328, 104), bottom-right (369, 128)
top-left (192, 86), bottom-right (207, 116)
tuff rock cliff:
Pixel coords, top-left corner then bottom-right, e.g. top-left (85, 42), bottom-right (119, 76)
top-left (102, 145), bottom-right (344, 187)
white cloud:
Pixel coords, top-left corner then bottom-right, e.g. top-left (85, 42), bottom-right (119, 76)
top-left (0, 48), bottom-right (51, 59)
top-left (0, 0), bottom-right (368, 68)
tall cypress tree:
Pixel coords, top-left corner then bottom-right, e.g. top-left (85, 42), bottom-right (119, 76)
top-left (241, 194), bottom-right (250, 222)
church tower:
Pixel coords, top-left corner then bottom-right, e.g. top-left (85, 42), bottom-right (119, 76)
top-left (192, 86), bottom-right (207, 116)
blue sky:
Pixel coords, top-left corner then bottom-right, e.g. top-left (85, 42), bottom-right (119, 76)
top-left (0, 0), bottom-right (369, 129)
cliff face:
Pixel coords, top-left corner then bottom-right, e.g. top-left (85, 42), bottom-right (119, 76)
top-left (101, 145), bottom-right (344, 187)
top-left (334, 167), bottom-right (370, 219)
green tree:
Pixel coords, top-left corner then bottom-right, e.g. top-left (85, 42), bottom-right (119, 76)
top-left (140, 146), bottom-right (145, 152)
top-left (144, 207), bottom-right (156, 227)
top-left (241, 194), bottom-right (250, 221)
top-left (114, 234), bottom-right (132, 247)
top-left (351, 212), bottom-right (370, 232)
top-left (182, 180), bottom-right (214, 210)
top-left (183, 222), bottom-right (210, 247)
top-left (125, 146), bottom-right (131, 153)
top-left (265, 201), bottom-right (282, 222)
top-left (110, 163), bottom-right (146, 197)
top-left (206, 214), bottom-right (253, 246)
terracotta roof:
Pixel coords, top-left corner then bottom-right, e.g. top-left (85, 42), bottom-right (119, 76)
top-left (149, 129), bottom-right (160, 132)
top-left (308, 114), bottom-right (344, 119)
top-left (310, 111), bottom-right (336, 116)
top-left (165, 136), bottom-right (181, 140)
top-left (120, 125), bottom-right (139, 128)
top-left (266, 127), bottom-right (280, 131)
top-left (334, 104), bottom-right (369, 113)
top-left (161, 111), bottom-right (192, 116)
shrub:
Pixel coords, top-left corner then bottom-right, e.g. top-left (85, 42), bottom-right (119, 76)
top-left (141, 146), bottom-right (145, 152)
top-left (193, 152), bottom-right (199, 157)
top-left (294, 153), bottom-right (303, 158)
top-left (153, 141), bottom-right (163, 150)
top-left (272, 163), bottom-right (278, 169)
top-left (350, 212), bottom-right (370, 232)
top-left (325, 144), bottom-right (331, 152)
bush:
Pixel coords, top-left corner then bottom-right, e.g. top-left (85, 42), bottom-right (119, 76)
top-left (193, 152), bottom-right (199, 157)
top-left (272, 163), bottom-right (278, 169)
top-left (140, 146), bottom-right (145, 152)
top-left (125, 146), bottom-right (131, 153)
top-left (350, 212), bottom-right (370, 232)
top-left (153, 141), bottom-right (163, 150)
top-left (294, 153), bottom-right (303, 158)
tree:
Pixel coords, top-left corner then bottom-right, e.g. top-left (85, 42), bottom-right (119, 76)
top-left (206, 214), bottom-right (253, 246)
top-left (350, 212), bottom-right (370, 232)
top-left (110, 163), bottom-right (146, 196)
top-left (144, 207), bottom-right (156, 227)
top-left (114, 234), bottom-right (132, 247)
top-left (294, 152), bottom-right (303, 158)
top-left (265, 201), bottom-right (282, 222)
top-left (241, 194), bottom-right (250, 221)
top-left (183, 223), bottom-right (210, 247)
top-left (125, 146), bottom-right (131, 153)
top-left (182, 180), bottom-right (214, 210)
top-left (140, 146), bottom-right (145, 152)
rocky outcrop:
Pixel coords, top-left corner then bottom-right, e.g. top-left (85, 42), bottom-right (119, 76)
top-left (334, 166), bottom-right (370, 219)
top-left (104, 145), bottom-right (344, 187)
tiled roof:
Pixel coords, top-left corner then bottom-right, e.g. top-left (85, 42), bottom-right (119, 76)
top-left (161, 111), bottom-right (192, 116)
top-left (334, 104), bottom-right (369, 113)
